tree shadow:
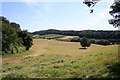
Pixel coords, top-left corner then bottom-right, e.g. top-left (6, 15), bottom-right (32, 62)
top-left (107, 61), bottom-right (120, 78)
top-left (79, 47), bottom-right (87, 49)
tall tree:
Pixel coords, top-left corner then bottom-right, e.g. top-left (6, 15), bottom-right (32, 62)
top-left (2, 17), bottom-right (18, 53)
top-left (17, 30), bottom-right (33, 50)
top-left (1, 16), bottom-right (33, 54)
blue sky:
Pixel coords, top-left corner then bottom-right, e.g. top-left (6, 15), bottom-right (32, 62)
top-left (1, 0), bottom-right (117, 32)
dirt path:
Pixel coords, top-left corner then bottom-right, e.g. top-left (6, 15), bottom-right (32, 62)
top-left (2, 39), bottom-right (48, 62)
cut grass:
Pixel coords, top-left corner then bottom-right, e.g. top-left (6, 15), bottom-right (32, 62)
top-left (56, 36), bottom-right (79, 42)
top-left (2, 39), bottom-right (119, 78)
top-left (39, 34), bottom-right (64, 39)
top-left (58, 36), bottom-right (79, 39)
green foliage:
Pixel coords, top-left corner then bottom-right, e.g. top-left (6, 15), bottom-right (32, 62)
top-left (2, 17), bottom-right (18, 53)
top-left (17, 30), bottom-right (33, 50)
top-left (10, 22), bottom-right (21, 31)
top-left (90, 39), bottom-right (111, 45)
top-left (109, 1), bottom-right (120, 27)
top-left (80, 37), bottom-right (91, 48)
top-left (1, 16), bottom-right (33, 54)
top-left (32, 29), bottom-right (120, 41)
top-left (107, 61), bottom-right (120, 78)
top-left (71, 37), bottom-right (80, 42)
top-left (95, 40), bottom-right (111, 45)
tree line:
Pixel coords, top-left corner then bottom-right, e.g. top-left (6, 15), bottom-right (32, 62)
top-left (32, 29), bottom-right (120, 43)
top-left (1, 16), bottom-right (33, 54)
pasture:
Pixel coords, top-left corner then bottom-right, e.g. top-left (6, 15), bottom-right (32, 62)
top-left (2, 39), bottom-right (119, 78)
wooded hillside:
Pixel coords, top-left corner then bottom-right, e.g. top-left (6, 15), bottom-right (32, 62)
top-left (32, 29), bottom-right (120, 43)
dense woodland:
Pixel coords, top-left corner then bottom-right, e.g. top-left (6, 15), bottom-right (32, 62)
top-left (1, 16), bottom-right (33, 54)
top-left (32, 29), bottom-right (120, 43)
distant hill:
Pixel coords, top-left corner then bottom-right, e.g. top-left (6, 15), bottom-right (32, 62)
top-left (31, 29), bottom-right (120, 40)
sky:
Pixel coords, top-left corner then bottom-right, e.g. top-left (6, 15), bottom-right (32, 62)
top-left (1, 0), bottom-right (118, 32)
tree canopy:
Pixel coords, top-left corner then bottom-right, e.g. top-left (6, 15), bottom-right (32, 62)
top-left (80, 37), bottom-right (91, 49)
top-left (109, 1), bottom-right (120, 27)
top-left (1, 16), bottom-right (33, 54)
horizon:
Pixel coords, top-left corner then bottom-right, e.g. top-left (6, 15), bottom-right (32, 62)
top-left (31, 28), bottom-right (119, 33)
top-left (1, 0), bottom-right (118, 32)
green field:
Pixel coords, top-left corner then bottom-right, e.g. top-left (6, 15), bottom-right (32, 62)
top-left (33, 34), bottom-right (64, 39)
top-left (33, 34), bottom-right (79, 41)
top-left (2, 39), bottom-right (119, 78)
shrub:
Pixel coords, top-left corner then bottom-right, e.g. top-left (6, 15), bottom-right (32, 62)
top-left (71, 37), bottom-right (80, 42)
top-left (95, 40), bottom-right (110, 45)
top-left (80, 37), bottom-right (91, 48)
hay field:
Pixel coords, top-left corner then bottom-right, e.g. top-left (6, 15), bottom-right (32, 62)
top-left (2, 39), bottom-right (119, 78)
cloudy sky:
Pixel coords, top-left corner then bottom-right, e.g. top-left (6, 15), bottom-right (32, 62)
top-left (1, 0), bottom-right (117, 32)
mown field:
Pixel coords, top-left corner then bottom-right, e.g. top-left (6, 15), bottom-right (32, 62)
top-left (2, 39), bottom-right (119, 78)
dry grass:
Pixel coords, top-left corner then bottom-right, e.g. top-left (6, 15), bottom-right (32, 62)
top-left (2, 39), bottom-right (48, 63)
top-left (58, 36), bottom-right (79, 39)
top-left (2, 39), bottom-right (119, 78)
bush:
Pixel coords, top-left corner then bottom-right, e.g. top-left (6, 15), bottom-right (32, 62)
top-left (90, 39), bottom-right (95, 44)
top-left (95, 40), bottom-right (111, 45)
top-left (71, 37), bottom-right (80, 42)
top-left (80, 37), bottom-right (91, 48)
